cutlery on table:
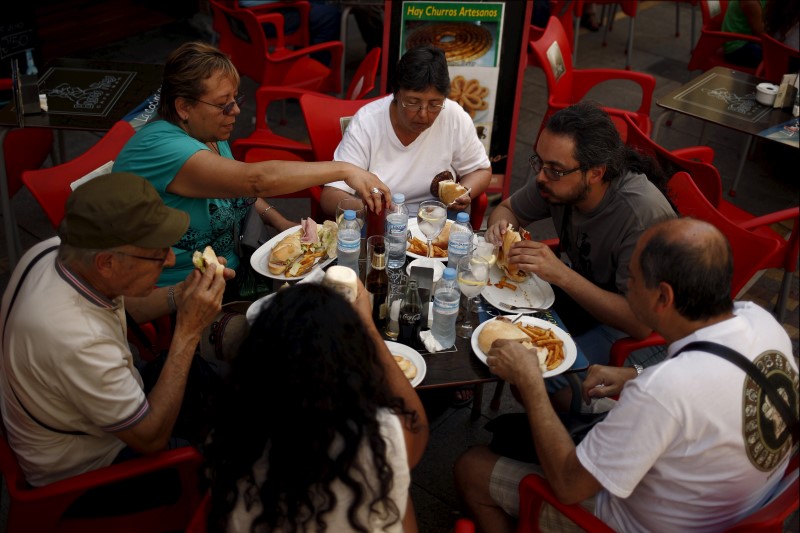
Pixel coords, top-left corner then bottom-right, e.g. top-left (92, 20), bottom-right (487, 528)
top-left (503, 305), bottom-right (550, 313)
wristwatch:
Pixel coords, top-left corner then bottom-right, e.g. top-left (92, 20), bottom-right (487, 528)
top-left (633, 364), bottom-right (644, 376)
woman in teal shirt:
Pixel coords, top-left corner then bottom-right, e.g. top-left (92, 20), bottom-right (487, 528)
top-left (114, 41), bottom-right (389, 294)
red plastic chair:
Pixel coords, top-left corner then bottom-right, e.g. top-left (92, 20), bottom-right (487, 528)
top-left (515, 451), bottom-right (799, 533)
top-left (1, 77), bottom-right (54, 267)
top-left (210, 0), bottom-right (342, 94)
top-left (231, 48), bottom-right (382, 163)
top-left (225, 0), bottom-right (313, 51)
top-left (756, 32), bottom-right (800, 83)
top-left (0, 432), bottom-right (203, 532)
top-left (609, 171), bottom-right (786, 366)
top-left (622, 114), bottom-right (799, 324)
top-left (528, 16), bottom-right (656, 144)
top-left (688, 0), bottom-right (761, 75)
top-left (21, 120), bottom-right (135, 229)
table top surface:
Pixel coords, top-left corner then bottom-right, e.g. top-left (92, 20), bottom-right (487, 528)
top-left (657, 67), bottom-right (798, 145)
top-left (0, 58), bottom-right (162, 131)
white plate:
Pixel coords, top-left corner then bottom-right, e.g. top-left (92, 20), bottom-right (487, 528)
top-left (407, 257), bottom-right (445, 282)
top-left (470, 316), bottom-right (577, 378)
top-left (406, 218), bottom-right (449, 261)
top-left (250, 225), bottom-right (336, 280)
top-left (385, 340), bottom-right (427, 387)
top-left (481, 264), bottom-right (555, 312)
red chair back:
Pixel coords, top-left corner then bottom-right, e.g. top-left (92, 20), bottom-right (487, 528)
top-left (757, 32), bottom-right (800, 83)
top-left (688, 0), bottom-right (760, 74)
top-left (300, 94), bottom-right (378, 162)
top-left (346, 47), bottom-right (381, 100)
top-left (22, 121), bottom-right (135, 228)
top-left (232, 0), bottom-right (312, 50)
top-left (0, 432), bottom-right (203, 532)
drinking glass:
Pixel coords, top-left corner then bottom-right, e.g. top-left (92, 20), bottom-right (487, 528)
top-left (456, 255), bottom-right (489, 338)
top-left (336, 197), bottom-right (366, 234)
top-left (473, 234), bottom-right (498, 268)
top-left (416, 200), bottom-right (447, 258)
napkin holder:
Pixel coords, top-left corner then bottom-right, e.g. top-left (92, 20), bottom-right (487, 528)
top-left (773, 73), bottom-right (798, 109)
top-left (410, 265), bottom-right (434, 328)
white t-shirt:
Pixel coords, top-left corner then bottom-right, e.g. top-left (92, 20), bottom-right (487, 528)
top-left (227, 408), bottom-right (410, 532)
top-left (577, 302), bottom-right (797, 532)
top-left (0, 237), bottom-right (149, 486)
top-left (329, 94), bottom-right (490, 215)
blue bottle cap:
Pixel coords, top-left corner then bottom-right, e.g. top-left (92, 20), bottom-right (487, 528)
top-left (456, 212), bottom-right (469, 223)
top-left (442, 267), bottom-right (456, 280)
top-left (392, 193), bottom-right (405, 204)
top-left (343, 209), bottom-right (356, 220)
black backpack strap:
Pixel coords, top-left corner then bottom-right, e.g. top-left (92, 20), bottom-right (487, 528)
top-left (677, 341), bottom-right (798, 443)
top-left (2, 245), bottom-right (89, 436)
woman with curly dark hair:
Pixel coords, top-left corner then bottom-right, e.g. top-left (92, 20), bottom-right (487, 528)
top-left (203, 282), bottom-right (429, 532)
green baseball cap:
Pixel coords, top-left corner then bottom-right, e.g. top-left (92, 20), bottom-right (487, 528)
top-left (62, 172), bottom-right (189, 249)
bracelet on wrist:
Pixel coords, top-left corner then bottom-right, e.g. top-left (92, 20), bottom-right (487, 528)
top-left (262, 205), bottom-right (276, 218)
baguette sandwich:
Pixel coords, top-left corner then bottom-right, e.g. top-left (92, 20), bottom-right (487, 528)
top-left (496, 224), bottom-right (530, 283)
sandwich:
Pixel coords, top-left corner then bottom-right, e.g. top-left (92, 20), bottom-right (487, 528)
top-left (192, 246), bottom-right (224, 275)
top-left (430, 170), bottom-right (469, 205)
top-left (496, 224), bottom-right (530, 283)
top-left (477, 317), bottom-right (549, 372)
top-left (432, 220), bottom-right (454, 249)
top-left (267, 233), bottom-right (303, 275)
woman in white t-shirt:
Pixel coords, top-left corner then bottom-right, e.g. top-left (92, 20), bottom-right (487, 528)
top-left (203, 282), bottom-right (428, 532)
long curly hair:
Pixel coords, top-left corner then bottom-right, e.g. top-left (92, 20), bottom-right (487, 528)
top-left (204, 284), bottom-right (417, 532)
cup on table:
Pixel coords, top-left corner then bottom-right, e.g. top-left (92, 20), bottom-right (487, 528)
top-left (366, 234), bottom-right (385, 277)
top-left (336, 197), bottom-right (366, 236)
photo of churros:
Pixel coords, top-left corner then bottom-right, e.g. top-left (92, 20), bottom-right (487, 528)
top-left (405, 22), bottom-right (494, 64)
top-left (450, 75), bottom-right (489, 118)
top-left (471, 316), bottom-right (577, 377)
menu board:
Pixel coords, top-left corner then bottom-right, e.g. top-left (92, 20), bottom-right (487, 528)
top-left (400, 2), bottom-right (504, 154)
top-left (37, 67), bottom-right (137, 117)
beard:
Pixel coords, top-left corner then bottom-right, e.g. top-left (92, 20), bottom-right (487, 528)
top-left (537, 176), bottom-right (590, 205)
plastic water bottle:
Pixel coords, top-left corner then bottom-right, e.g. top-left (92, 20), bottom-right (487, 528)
top-left (337, 209), bottom-right (361, 274)
top-left (385, 193), bottom-right (409, 270)
top-left (431, 267), bottom-right (460, 349)
top-left (447, 212), bottom-right (473, 270)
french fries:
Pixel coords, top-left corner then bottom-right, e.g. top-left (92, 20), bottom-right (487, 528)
top-left (494, 276), bottom-right (518, 291)
top-left (407, 236), bottom-right (447, 258)
top-left (515, 323), bottom-right (565, 371)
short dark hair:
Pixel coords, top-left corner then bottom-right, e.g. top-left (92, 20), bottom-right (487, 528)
top-left (391, 45), bottom-right (451, 97)
top-left (545, 102), bottom-right (668, 193)
top-left (639, 218), bottom-right (734, 321)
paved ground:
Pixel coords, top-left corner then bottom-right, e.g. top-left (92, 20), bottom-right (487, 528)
top-left (1, 2), bottom-right (798, 531)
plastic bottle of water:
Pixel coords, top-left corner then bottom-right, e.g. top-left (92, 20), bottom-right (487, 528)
top-left (431, 267), bottom-right (460, 349)
top-left (337, 209), bottom-right (361, 275)
top-left (447, 212), bottom-right (473, 270)
top-left (385, 193), bottom-right (409, 270)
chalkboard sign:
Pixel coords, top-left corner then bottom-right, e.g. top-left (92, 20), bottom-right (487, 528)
top-left (1, 8), bottom-right (41, 78)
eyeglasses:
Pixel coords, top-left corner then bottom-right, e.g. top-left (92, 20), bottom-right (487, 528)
top-left (113, 250), bottom-right (171, 265)
top-left (528, 153), bottom-right (585, 181)
top-left (186, 94), bottom-right (245, 116)
top-left (399, 100), bottom-right (445, 114)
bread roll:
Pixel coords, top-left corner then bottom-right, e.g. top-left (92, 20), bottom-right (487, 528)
top-left (439, 180), bottom-right (469, 205)
top-left (432, 220), bottom-right (454, 248)
top-left (477, 319), bottom-right (532, 353)
top-left (497, 225), bottom-right (528, 282)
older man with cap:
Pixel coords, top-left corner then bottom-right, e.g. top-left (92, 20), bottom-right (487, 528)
top-left (0, 172), bottom-right (229, 487)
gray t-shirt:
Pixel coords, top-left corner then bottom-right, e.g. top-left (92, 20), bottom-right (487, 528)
top-left (510, 171), bottom-right (675, 294)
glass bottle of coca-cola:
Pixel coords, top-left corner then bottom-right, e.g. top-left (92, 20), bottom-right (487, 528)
top-left (398, 278), bottom-right (423, 349)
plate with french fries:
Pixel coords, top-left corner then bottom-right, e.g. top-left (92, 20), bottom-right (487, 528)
top-left (471, 316), bottom-right (576, 378)
top-left (482, 264), bottom-right (555, 313)
top-left (406, 219), bottom-right (448, 261)
top-left (251, 225), bottom-right (336, 280)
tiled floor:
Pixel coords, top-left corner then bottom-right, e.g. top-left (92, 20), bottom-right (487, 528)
top-left (1, 2), bottom-right (798, 531)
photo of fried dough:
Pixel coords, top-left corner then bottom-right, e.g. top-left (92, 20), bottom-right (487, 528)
top-left (406, 22), bottom-right (493, 63)
top-left (450, 75), bottom-right (489, 118)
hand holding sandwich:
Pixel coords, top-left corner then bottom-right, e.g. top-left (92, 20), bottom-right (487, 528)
top-left (486, 338), bottom-right (545, 388)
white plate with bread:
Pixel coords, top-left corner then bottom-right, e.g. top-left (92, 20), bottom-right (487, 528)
top-left (251, 225), bottom-right (336, 280)
top-left (385, 340), bottom-right (426, 387)
top-left (471, 316), bottom-right (576, 378)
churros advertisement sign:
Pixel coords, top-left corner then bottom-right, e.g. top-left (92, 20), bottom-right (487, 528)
top-left (401, 1), bottom-right (504, 154)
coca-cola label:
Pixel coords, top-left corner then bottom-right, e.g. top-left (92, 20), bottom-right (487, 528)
top-left (400, 312), bottom-right (421, 323)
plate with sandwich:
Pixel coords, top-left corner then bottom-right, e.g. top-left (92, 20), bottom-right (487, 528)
top-left (471, 316), bottom-right (576, 378)
top-left (251, 218), bottom-right (338, 280)
top-left (406, 218), bottom-right (451, 261)
top-left (481, 224), bottom-right (555, 313)
top-left (385, 340), bottom-right (426, 387)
